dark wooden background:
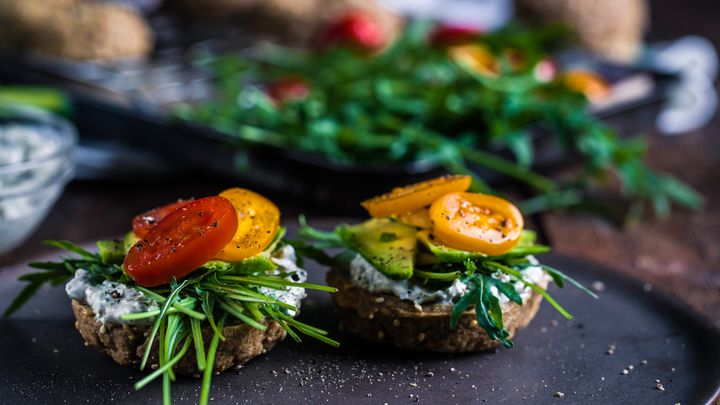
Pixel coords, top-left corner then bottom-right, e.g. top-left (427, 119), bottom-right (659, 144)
top-left (543, 0), bottom-right (720, 330)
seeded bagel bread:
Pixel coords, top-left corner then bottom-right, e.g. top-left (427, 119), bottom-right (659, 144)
top-left (326, 268), bottom-right (547, 353)
top-left (0, 0), bottom-right (152, 60)
top-left (71, 300), bottom-right (286, 376)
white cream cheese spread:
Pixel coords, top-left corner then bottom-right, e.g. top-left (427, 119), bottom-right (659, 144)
top-left (263, 244), bottom-right (307, 316)
top-left (348, 254), bottom-right (550, 308)
top-left (65, 269), bottom-right (158, 324)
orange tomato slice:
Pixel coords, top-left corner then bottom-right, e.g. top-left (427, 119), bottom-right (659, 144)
top-left (214, 187), bottom-right (280, 262)
top-left (449, 44), bottom-right (500, 78)
top-left (429, 192), bottom-right (523, 255)
top-left (395, 207), bottom-right (432, 229)
top-left (562, 69), bottom-right (611, 102)
top-left (361, 175), bottom-right (472, 217)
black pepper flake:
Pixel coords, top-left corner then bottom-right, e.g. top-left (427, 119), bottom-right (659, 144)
top-left (212, 221), bottom-right (219, 228)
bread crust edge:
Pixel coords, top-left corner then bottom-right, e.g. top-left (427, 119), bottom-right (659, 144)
top-left (71, 299), bottom-right (286, 376)
top-left (327, 268), bottom-right (545, 353)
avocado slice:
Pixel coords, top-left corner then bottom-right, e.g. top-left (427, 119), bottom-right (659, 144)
top-left (517, 230), bottom-right (537, 247)
top-left (337, 218), bottom-right (417, 280)
top-left (122, 231), bottom-right (141, 255)
top-left (96, 239), bottom-right (126, 265)
top-left (202, 255), bottom-right (277, 274)
top-left (416, 230), bottom-right (487, 263)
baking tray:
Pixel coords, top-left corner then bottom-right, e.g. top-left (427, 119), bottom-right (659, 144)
top-left (0, 12), bottom-right (679, 212)
top-left (0, 59), bottom-right (677, 214)
top-left (1, 227), bottom-right (718, 404)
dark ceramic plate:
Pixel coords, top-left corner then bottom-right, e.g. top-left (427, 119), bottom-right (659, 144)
top-left (1, 245), bottom-right (718, 404)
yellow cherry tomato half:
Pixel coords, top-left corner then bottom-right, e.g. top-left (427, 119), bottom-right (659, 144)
top-left (395, 207), bottom-right (432, 229)
top-left (429, 192), bottom-right (523, 255)
top-left (213, 187), bottom-right (280, 262)
top-left (562, 69), bottom-right (611, 102)
top-left (361, 175), bottom-right (472, 217)
top-left (449, 44), bottom-right (500, 78)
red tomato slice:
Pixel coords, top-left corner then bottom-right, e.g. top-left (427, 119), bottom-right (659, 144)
top-left (266, 76), bottom-right (310, 104)
top-left (124, 196), bottom-right (238, 287)
top-left (317, 10), bottom-right (386, 51)
top-left (132, 200), bottom-right (191, 238)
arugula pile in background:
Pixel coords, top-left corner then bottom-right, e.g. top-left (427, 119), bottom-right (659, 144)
top-left (175, 22), bottom-right (702, 221)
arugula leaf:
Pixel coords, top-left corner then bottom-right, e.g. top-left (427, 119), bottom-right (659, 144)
top-left (287, 241), bottom-right (337, 267)
top-left (485, 260), bottom-right (572, 320)
top-left (450, 286), bottom-right (477, 329)
top-left (486, 276), bottom-right (523, 305)
top-left (479, 275), bottom-right (512, 347)
top-left (3, 280), bottom-right (47, 318)
top-left (451, 275), bottom-right (513, 348)
top-left (547, 269), bottom-right (565, 288)
top-left (43, 240), bottom-right (96, 259)
top-left (541, 265), bottom-right (598, 299)
top-left (297, 215), bottom-right (344, 247)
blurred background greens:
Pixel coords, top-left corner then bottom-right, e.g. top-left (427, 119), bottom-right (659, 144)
top-left (0, 0), bottom-right (717, 240)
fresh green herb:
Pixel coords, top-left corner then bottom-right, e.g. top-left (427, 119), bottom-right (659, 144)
top-left (298, 218), bottom-right (596, 347)
top-left (540, 264), bottom-right (598, 299)
top-left (0, 86), bottom-right (71, 116)
top-left (176, 22), bottom-right (701, 219)
top-left (5, 239), bottom-right (337, 404)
